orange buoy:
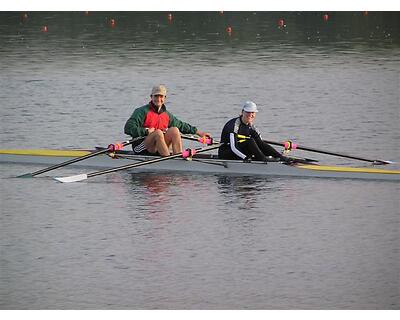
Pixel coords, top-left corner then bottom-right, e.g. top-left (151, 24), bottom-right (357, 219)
top-left (363, 11), bottom-right (368, 16)
top-left (110, 18), bottom-right (116, 28)
top-left (226, 26), bottom-right (232, 34)
top-left (84, 11), bottom-right (89, 16)
top-left (278, 18), bottom-right (285, 28)
top-left (219, 11), bottom-right (224, 15)
top-left (323, 14), bottom-right (329, 22)
top-left (41, 25), bottom-right (48, 32)
top-left (167, 13), bottom-right (173, 21)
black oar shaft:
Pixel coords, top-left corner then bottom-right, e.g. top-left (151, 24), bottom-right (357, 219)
top-left (87, 143), bottom-right (222, 179)
top-left (27, 149), bottom-right (105, 176)
top-left (21, 139), bottom-right (133, 177)
top-left (263, 140), bottom-right (388, 164)
top-left (181, 134), bottom-right (318, 163)
top-left (183, 134), bottom-right (390, 165)
top-left (87, 152), bottom-right (181, 178)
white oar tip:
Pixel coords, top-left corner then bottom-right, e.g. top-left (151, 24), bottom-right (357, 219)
top-left (374, 160), bottom-right (396, 165)
top-left (54, 174), bottom-right (88, 183)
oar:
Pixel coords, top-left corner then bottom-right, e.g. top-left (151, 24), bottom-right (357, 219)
top-left (261, 139), bottom-right (394, 165)
top-left (183, 134), bottom-right (393, 164)
top-left (17, 139), bottom-right (134, 178)
top-left (181, 134), bottom-right (319, 163)
top-left (181, 134), bottom-right (216, 145)
top-left (54, 143), bottom-right (223, 183)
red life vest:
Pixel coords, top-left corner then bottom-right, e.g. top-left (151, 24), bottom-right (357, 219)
top-left (142, 103), bottom-right (170, 130)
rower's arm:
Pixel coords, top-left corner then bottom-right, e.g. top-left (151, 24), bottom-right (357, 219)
top-left (124, 107), bottom-right (147, 138)
top-left (251, 127), bottom-right (282, 159)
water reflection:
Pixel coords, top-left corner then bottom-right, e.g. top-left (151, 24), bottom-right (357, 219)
top-left (126, 172), bottom-right (196, 219)
top-left (217, 175), bottom-right (279, 210)
top-left (120, 171), bottom-right (284, 213)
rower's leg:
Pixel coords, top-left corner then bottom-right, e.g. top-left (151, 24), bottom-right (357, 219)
top-left (260, 141), bottom-right (282, 159)
top-left (164, 127), bottom-right (182, 154)
top-left (247, 139), bottom-right (267, 161)
top-left (144, 130), bottom-right (170, 156)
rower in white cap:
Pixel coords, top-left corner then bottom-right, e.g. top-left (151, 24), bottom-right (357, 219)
top-left (218, 101), bottom-right (289, 162)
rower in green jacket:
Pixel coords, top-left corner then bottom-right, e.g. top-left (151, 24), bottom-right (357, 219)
top-left (124, 85), bottom-right (210, 156)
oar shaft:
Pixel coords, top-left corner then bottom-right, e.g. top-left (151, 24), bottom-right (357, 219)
top-left (56, 143), bottom-right (223, 182)
top-left (88, 144), bottom-right (222, 178)
top-left (183, 134), bottom-right (390, 165)
top-left (182, 134), bottom-right (318, 163)
top-left (181, 134), bottom-right (217, 145)
top-left (263, 140), bottom-right (389, 164)
top-left (22, 139), bottom-right (133, 177)
top-left (28, 148), bottom-right (106, 176)
top-left (87, 150), bottom-right (185, 178)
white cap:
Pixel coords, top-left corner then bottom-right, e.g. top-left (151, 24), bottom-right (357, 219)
top-left (242, 101), bottom-right (258, 113)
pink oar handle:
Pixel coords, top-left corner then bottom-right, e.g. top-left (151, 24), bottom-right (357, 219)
top-left (284, 140), bottom-right (297, 151)
top-left (182, 148), bottom-right (197, 158)
top-left (198, 136), bottom-right (213, 145)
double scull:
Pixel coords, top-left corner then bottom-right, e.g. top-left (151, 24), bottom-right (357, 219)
top-left (0, 148), bottom-right (399, 181)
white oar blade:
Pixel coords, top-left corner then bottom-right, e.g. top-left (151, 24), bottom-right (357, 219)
top-left (54, 174), bottom-right (88, 183)
top-left (374, 159), bottom-right (396, 165)
top-left (383, 160), bottom-right (395, 165)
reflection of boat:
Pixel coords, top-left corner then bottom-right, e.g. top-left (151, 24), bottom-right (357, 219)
top-left (0, 148), bottom-right (399, 181)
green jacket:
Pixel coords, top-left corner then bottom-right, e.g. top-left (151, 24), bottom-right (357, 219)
top-left (124, 103), bottom-right (198, 138)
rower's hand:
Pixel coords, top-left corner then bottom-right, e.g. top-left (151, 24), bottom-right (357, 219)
top-left (147, 128), bottom-right (155, 134)
top-left (196, 131), bottom-right (211, 138)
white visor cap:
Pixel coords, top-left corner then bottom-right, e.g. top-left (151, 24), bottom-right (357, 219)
top-left (242, 101), bottom-right (258, 113)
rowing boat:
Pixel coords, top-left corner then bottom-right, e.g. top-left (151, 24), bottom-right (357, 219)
top-left (1, 148), bottom-right (399, 181)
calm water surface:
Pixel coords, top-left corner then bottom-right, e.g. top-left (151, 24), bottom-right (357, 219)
top-left (0, 12), bottom-right (399, 309)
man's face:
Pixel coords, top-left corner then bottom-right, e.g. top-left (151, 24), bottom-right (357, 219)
top-left (151, 94), bottom-right (165, 108)
top-left (242, 111), bottom-right (256, 125)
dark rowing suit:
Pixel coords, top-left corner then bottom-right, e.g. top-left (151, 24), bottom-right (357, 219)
top-left (218, 116), bottom-right (283, 161)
